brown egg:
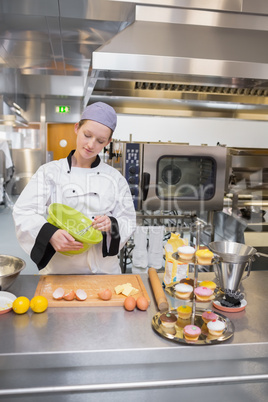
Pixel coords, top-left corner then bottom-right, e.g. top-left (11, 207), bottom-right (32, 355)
top-left (53, 287), bottom-right (65, 300)
top-left (63, 290), bottom-right (75, 301)
top-left (75, 289), bottom-right (87, 301)
top-left (136, 296), bottom-right (149, 311)
top-left (124, 296), bottom-right (136, 311)
top-left (98, 288), bottom-right (112, 301)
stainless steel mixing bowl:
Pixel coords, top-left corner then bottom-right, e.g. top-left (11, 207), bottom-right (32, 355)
top-left (0, 255), bottom-right (25, 290)
top-left (208, 241), bottom-right (257, 263)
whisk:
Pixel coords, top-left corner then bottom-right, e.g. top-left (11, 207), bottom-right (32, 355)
top-left (76, 223), bottom-right (93, 236)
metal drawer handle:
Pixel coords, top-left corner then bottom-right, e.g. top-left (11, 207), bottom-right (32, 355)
top-left (0, 373), bottom-right (267, 396)
top-left (141, 172), bottom-right (150, 201)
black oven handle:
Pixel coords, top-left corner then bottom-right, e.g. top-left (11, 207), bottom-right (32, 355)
top-left (141, 172), bottom-right (150, 201)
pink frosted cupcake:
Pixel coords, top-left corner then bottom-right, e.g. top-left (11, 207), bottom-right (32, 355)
top-left (194, 286), bottom-right (214, 302)
top-left (202, 310), bottom-right (218, 324)
top-left (183, 324), bottom-right (201, 341)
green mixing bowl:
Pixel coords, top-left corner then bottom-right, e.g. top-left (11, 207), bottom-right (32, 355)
top-left (47, 203), bottom-right (103, 255)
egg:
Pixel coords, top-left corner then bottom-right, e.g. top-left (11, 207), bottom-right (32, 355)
top-left (124, 296), bottom-right (136, 311)
top-left (53, 287), bottom-right (65, 300)
top-left (63, 290), bottom-right (75, 301)
top-left (136, 296), bottom-right (149, 311)
top-left (98, 288), bottom-right (112, 301)
top-left (75, 289), bottom-right (87, 301)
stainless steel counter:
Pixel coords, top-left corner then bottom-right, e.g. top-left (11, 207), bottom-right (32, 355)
top-left (0, 272), bottom-right (267, 402)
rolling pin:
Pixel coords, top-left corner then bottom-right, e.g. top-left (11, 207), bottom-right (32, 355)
top-left (148, 267), bottom-right (169, 312)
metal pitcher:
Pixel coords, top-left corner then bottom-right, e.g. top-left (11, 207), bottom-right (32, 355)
top-left (213, 259), bottom-right (252, 292)
top-left (209, 241), bottom-right (268, 291)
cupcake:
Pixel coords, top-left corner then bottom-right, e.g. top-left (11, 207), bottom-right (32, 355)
top-left (174, 283), bottom-right (193, 300)
top-left (195, 249), bottom-right (214, 265)
top-left (194, 286), bottom-right (214, 302)
top-left (160, 312), bottom-right (177, 331)
top-left (177, 246), bottom-right (195, 261)
top-left (202, 310), bottom-right (218, 324)
top-left (207, 319), bottom-right (226, 336)
top-left (177, 305), bottom-right (192, 320)
top-left (199, 280), bottom-right (217, 291)
top-left (180, 277), bottom-right (194, 287)
top-left (183, 325), bottom-right (201, 341)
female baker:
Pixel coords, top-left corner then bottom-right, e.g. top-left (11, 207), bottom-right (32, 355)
top-left (12, 102), bottom-right (136, 274)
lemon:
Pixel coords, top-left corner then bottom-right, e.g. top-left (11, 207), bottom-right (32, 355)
top-left (12, 296), bottom-right (30, 315)
top-left (30, 296), bottom-right (48, 313)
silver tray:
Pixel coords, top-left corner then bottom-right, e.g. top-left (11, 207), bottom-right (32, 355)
top-left (172, 252), bottom-right (214, 266)
top-left (165, 282), bottom-right (222, 301)
top-left (152, 308), bottom-right (234, 345)
top-left (172, 252), bottom-right (196, 264)
top-left (165, 282), bottom-right (194, 301)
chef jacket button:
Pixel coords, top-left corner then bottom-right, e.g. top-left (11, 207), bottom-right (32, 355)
top-left (97, 172), bottom-right (100, 174)
top-left (67, 170), bottom-right (70, 173)
top-left (73, 190), bottom-right (75, 193)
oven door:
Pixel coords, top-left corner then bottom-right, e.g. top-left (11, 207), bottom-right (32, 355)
top-left (141, 144), bottom-right (227, 211)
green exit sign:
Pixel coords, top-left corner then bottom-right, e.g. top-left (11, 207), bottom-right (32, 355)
top-left (55, 105), bottom-right (71, 113)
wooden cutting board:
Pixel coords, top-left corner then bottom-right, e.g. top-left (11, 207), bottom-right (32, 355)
top-left (34, 274), bottom-right (150, 307)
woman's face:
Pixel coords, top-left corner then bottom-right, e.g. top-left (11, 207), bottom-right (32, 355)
top-left (74, 119), bottom-right (112, 161)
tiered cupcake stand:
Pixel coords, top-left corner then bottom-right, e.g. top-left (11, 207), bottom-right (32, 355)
top-left (152, 254), bottom-right (235, 345)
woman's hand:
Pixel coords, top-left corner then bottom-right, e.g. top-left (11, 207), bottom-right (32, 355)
top-left (92, 215), bottom-right (111, 232)
top-left (50, 229), bottom-right (84, 252)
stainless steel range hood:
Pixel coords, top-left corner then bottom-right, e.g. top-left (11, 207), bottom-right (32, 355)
top-left (0, 96), bottom-right (29, 128)
top-left (2, 0), bottom-right (268, 119)
top-left (93, 19), bottom-right (268, 81)
top-left (90, 4), bottom-right (268, 117)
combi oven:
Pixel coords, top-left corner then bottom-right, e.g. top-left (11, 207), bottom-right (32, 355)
top-left (122, 143), bottom-right (227, 212)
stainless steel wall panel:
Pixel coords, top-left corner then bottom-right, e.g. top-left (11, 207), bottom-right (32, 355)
top-left (18, 58), bottom-right (57, 72)
top-left (0, 67), bottom-right (26, 98)
top-left (22, 97), bottom-right (41, 122)
top-left (45, 98), bottom-right (82, 123)
top-left (63, 58), bottom-right (92, 73)
top-left (136, 5), bottom-right (268, 31)
top-left (60, 18), bottom-right (126, 43)
top-left (0, 15), bottom-right (49, 41)
top-left (23, 75), bottom-right (84, 97)
top-left (0, 0), bottom-right (59, 17)
top-left (1, 39), bottom-right (52, 60)
top-left (243, 0), bottom-right (268, 15)
top-left (62, 43), bottom-right (96, 62)
top-left (110, 0), bottom-right (243, 13)
top-left (10, 148), bottom-right (43, 194)
top-left (58, 0), bottom-right (135, 21)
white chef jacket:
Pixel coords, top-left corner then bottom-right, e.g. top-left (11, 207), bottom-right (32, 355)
top-left (13, 151), bottom-right (136, 274)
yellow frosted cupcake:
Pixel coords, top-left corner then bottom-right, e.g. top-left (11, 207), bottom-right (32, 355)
top-left (177, 305), bottom-right (192, 320)
top-left (199, 280), bottom-right (217, 291)
top-left (195, 249), bottom-right (214, 265)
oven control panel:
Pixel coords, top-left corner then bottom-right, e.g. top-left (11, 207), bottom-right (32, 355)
top-left (124, 143), bottom-right (140, 210)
